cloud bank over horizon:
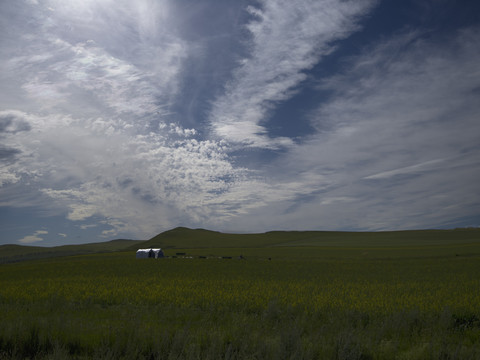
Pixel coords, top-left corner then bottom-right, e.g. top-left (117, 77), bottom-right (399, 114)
top-left (1, 0), bottom-right (479, 245)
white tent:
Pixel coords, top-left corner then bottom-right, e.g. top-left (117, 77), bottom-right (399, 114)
top-left (136, 248), bottom-right (164, 259)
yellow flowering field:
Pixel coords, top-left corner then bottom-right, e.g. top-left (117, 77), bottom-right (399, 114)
top-left (1, 250), bottom-right (480, 359)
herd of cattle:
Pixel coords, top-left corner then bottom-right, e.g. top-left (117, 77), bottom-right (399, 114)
top-left (135, 249), bottom-right (254, 260)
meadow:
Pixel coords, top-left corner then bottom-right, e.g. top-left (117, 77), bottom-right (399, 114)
top-left (1, 229), bottom-right (480, 359)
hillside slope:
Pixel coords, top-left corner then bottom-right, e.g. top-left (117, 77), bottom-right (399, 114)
top-left (4, 228), bottom-right (479, 263)
top-left (0, 239), bottom-right (142, 264)
top-left (131, 227), bottom-right (480, 250)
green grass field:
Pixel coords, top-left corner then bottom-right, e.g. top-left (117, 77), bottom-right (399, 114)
top-left (1, 228), bottom-right (480, 359)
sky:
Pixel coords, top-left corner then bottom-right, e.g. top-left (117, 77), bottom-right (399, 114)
top-left (1, 0), bottom-right (480, 246)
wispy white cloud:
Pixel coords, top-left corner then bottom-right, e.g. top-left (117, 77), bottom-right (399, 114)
top-left (11, 35), bottom-right (184, 119)
top-left (0, 109), bottom-right (251, 237)
top-left (0, 106), bottom-right (334, 237)
top-left (4, 0), bottom-right (380, 239)
top-left (79, 224), bottom-right (98, 230)
top-left (19, 230), bottom-right (48, 244)
top-left (364, 158), bottom-right (447, 180)
top-left (209, 0), bottom-right (376, 148)
top-left (1, 0), bottom-right (187, 121)
top-left (233, 26), bottom-right (480, 231)
top-left (0, 0), bottom-right (207, 238)
top-left (1, 0), bottom-right (479, 243)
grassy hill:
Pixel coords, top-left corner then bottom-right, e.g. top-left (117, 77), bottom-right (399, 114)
top-left (0, 239), bottom-right (141, 264)
top-left (3, 227), bottom-right (480, 263)
top-left (131, 226), bottom-right (480, 250)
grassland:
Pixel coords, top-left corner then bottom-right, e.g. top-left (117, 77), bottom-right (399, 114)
top-left (1, 228), bottom-right (480, 359)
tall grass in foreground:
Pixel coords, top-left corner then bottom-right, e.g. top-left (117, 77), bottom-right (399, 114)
top-left (1, 252), bottom-right (480, 359)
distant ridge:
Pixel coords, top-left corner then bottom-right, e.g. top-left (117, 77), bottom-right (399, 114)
top-left (3, 228), bottom-right (479, 263)
top-left (130, 227), bottom-right (480, 250)
top-left (0, 239), bottom-right (142, 264)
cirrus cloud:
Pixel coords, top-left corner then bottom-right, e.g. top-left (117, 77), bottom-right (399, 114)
top-left (1, 0), bottom-right (479, 245)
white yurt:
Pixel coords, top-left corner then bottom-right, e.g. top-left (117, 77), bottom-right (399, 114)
top-left (136, 248), bottom-right (164, 259)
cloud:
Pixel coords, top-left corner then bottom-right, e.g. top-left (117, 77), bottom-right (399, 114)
top-left (0, 0), bottom-right (202, 238)
top-left (0, 108), bottom-right (332, 237)
top-left (208, 0), bottom-right (377, 148)
top-left (2, 0), bottom-right (383, 238)
top-left (0, 169), bottom-right (20, 187)
top-left (1, 0), bottom-right (479, 241)
top-left (12, 36), bottom-right (184, 119)
top-left (0, 110), bottom-right (33, 178)
top-left (18, 230), bottom-right (48, 244)
top-left (364, 159), bottom-right (448, 180)
top-left (0, 109), bottom-right (253, 237)
top-left (0, 146), bottom-right (21, 163)
top-left (79, 224), bottom-right (98, 230)
top-left (1, 0), bottom-right (187, 122)
top-left (0, 111), bottom-right (32, 133)
top-left (237, 26), bottom-right (480, 231)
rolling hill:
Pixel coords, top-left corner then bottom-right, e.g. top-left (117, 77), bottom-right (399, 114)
top-left (0, 239), bottom-right (142, 264)
top-left (3, 227), bottom-right (480, 263)
top-left (130, 226), bottom-right (480, 250)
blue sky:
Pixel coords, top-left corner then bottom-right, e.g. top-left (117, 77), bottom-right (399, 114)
top-left (1, 0), bottom-right (479, 246)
